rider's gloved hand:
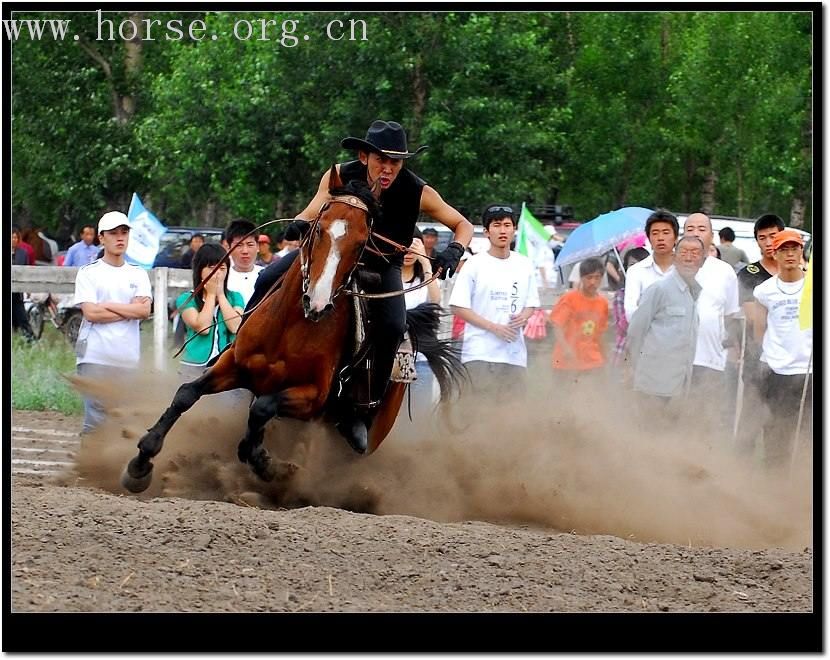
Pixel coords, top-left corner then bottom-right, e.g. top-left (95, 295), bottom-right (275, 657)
top-left (433, 241), bottom-right (466, 280)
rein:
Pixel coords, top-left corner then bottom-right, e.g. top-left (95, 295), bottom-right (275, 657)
top-left (346, 230), bottom-right (444, 300)
top-left (172, 196), bottom-right (450, 358)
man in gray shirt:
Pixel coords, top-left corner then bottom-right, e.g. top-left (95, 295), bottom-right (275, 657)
top-left (625, 236), bottom-right (706, 408)
top-left (717, 226), bottom-right (750, 270)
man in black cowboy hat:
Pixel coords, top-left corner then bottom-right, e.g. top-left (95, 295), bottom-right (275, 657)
top-left (247, 119), bottom-right (473, 453)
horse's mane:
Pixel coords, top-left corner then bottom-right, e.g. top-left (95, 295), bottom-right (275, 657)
top-left (329, 180), bottom-right (382, 222)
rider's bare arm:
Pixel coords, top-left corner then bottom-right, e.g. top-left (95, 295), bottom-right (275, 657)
top-left (420, 186), bottom-right (474, 248)
top-left (296, 166), bottom-right (340, 221)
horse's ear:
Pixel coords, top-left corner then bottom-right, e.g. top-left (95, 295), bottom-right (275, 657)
top-left (328, 164), bottom-right (342, 192)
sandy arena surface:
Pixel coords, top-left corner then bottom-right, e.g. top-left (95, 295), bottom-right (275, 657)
top-left (10, 366), bottom-right (814, 617)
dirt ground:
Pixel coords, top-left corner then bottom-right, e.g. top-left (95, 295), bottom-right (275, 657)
top-left (9, 365), bottom-right (814, 616)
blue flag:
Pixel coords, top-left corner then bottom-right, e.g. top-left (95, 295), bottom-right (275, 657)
top-left (126, 193), bottom-right (167, 268)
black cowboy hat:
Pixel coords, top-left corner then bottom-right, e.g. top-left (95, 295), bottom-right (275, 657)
top-left (341, 120), bottom-right (428, 159)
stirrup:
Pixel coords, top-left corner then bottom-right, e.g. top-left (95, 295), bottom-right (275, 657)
top-left (390, 334), bottom-right (417, 383)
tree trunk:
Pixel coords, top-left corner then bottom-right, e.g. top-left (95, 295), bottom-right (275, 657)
top-left (152, 197), bottom-right (166, 220)
top-left (701, 167), bottom-right (717, 215)
top-left (683, 156), bottom-right (696, 211)
top-left (564, 12), bottom-right (576, 58)
top-left (660, 15), bottom-right (670, 63)
top-left (203, 200), bottom-right (217, 227)
top-left (120, 12), bottom-right (144, 122)
top-left (78, 13), bottom-right (143, 126)
top-left (615, 148), bottom-right (634, 208)
top-left (790, 198), bottom-right (805, 228)
top-left (736, 161), bottom-right (744, 217)
top-left (792, 82), bottom-right (813, 230)
top-left (410, 55), bottom-right (428, 144)
top-left (275, 199), bottom-right (286, 220)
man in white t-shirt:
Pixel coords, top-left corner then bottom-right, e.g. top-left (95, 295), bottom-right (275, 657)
top-left (682, 213), bottom-right (741, 437)
top-left (74, 211), bottom-right (152, 433)
top-left (449, 205), bottom-right (540, 397)
top-left (224, 219), bottom-right (264, 307)
top-left (753, 229), bottom-right (812, 470)
top-left (623, 210), bottom-right (678, 322)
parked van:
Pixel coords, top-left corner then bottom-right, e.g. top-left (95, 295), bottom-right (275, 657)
top-left (152, 226), bottom-right (225, 267)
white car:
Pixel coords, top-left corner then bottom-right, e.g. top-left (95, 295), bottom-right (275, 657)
top-left (417, 221), bottom-right (489, 254)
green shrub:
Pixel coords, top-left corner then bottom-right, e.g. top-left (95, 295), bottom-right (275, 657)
top-left (11, 328), bottom-right (83, 414)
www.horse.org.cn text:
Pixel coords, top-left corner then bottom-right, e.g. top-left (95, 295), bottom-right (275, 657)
top-left (2, 12), bottom-right (370, 46)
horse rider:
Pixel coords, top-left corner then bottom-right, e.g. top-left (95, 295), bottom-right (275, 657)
top-left (246, 119), bottom-right (474, 452)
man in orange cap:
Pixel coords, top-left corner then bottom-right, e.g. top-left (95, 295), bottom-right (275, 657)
top-left (751, 228), bottom-right (811, 470)
top-left (733, 213), bottom-right (786, 451)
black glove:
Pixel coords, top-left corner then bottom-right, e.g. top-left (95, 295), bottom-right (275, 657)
top-left (285, 219), bottom-right (311, 241)
top-left (433, 241), bottom-right (466, 280)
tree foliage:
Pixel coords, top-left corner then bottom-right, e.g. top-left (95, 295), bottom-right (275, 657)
top-left (10, 10), bottom-right (814, 241)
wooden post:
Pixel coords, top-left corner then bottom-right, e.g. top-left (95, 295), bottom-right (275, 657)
top-left (154, 267), bottom-right (168, 372)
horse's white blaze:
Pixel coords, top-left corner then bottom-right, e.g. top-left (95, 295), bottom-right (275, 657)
top-left (307, 221), bottom-right (346, 311)
top-left (329, 219), bottom-right (347, 240)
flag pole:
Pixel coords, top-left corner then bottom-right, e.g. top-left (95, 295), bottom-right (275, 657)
top-left (613, 245), bottom-right (626, 274)
top-left (788, 347), bottom-right (813, 478)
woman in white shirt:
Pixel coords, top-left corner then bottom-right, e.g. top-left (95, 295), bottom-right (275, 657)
top-left (402, 230), bottom-right (442, 416)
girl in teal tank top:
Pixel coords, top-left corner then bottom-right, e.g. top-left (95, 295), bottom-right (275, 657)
top-left (176, 243), bottom-right (245, 369)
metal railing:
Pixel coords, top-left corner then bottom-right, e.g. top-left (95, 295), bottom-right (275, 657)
top-left (13, 266), bottom-right (567, 372)
top-left (12, 265), bottom-right (192, 371)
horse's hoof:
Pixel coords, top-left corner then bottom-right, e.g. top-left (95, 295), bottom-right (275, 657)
top-left (336, 419), bottom-right (368, 455)
top-left (274, 460), bottom-right (299, 480)
top-left (252, 461), bottom-right (276, 483)
top-left (237, 440), bottom-right (251, 464)
top-left (121, 457), bottom-right (154, 493)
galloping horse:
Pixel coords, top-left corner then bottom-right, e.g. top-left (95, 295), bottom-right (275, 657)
top-left (121, 167), bottom-right (466, 494)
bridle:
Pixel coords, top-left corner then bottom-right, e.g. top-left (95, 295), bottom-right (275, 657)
top-left (300, 193), bottom-right (374, 304)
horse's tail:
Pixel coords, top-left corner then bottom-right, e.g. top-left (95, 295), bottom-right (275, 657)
top-left (406, 302), bottom-right (468, 403)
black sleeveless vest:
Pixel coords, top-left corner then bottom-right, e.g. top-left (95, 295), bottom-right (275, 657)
top-left (339, 159), bottom-right (426, 268)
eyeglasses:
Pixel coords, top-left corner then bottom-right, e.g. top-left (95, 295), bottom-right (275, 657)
top-left (486, 205), bottom-right (514, 216)
top-left (677, 249), bottom-right (703, 258)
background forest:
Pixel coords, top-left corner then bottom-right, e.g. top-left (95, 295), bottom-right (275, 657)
top-left (10, 10), bottom-right (813, 243)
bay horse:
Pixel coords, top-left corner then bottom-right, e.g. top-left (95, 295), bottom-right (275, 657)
top-left (121, 167), bottom-right (466, 493)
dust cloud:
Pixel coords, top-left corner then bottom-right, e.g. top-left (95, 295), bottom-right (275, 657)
top-left (66, 363), bottom-right (812, 552)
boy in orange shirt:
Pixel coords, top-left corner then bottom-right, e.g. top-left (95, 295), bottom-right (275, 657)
top-left (550, 258), bottom-right (610, 391)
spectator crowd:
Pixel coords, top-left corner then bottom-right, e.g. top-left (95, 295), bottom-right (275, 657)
top-left (11, 184), bottom-right (811, 475)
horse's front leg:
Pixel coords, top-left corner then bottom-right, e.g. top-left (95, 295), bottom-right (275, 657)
top-left (121, 353), bottom-right (242, 493)
top-left (238, 385), bottom-right (319, 482)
